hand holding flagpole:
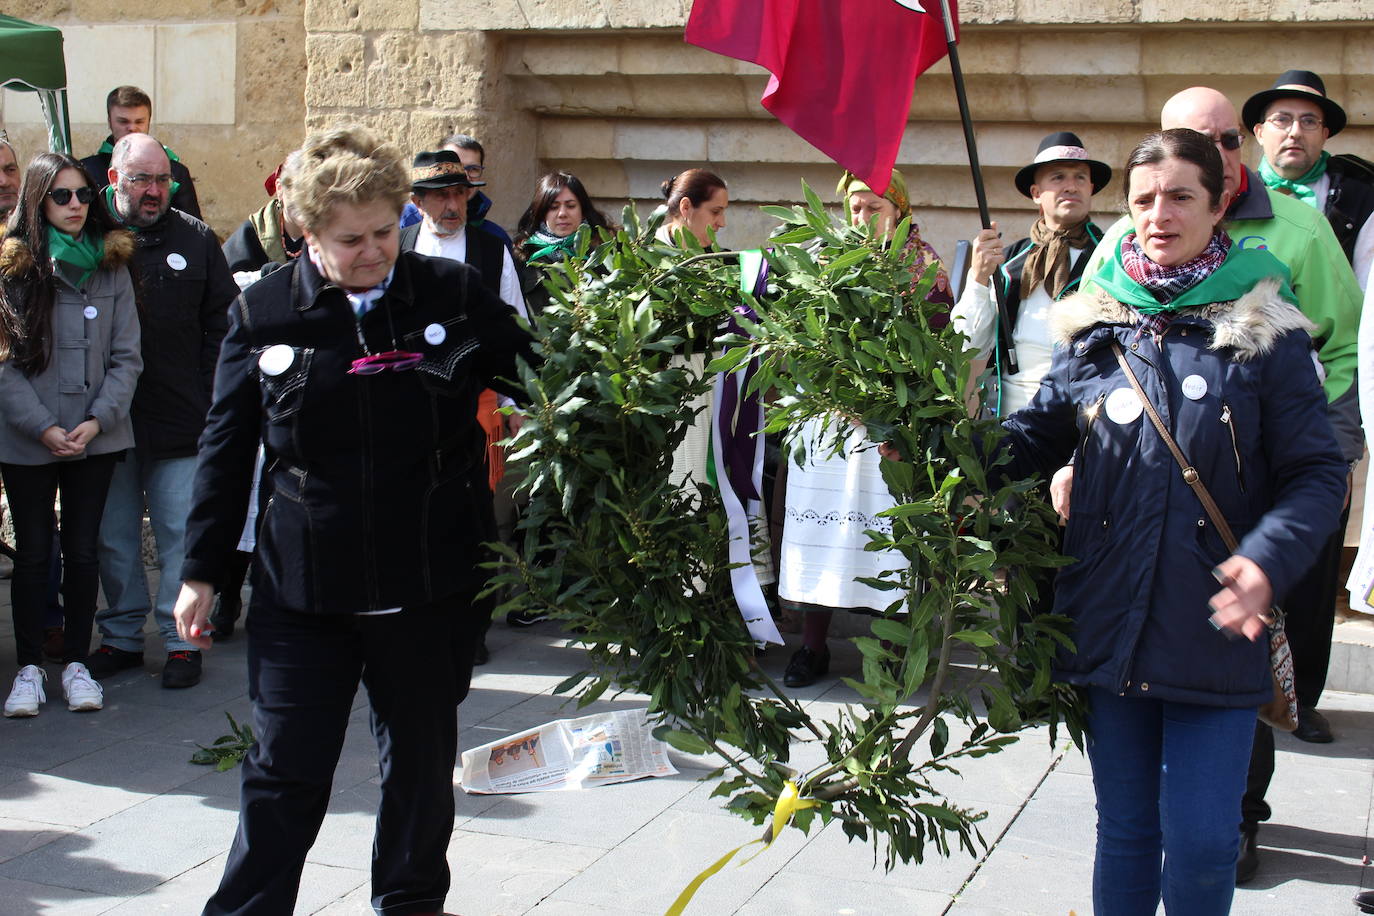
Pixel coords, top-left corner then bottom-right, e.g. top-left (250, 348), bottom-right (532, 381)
top-left (932, 0), bottom-right (1019, 376)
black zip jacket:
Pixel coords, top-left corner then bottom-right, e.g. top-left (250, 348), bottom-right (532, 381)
top-left (127, 208), bottom-right (235, 459)
top-left (180, 249), bottom-right (533, 614)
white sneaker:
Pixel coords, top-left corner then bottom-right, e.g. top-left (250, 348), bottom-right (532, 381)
top-left (61, 662), bottom-right (103, 712)
top-left (4, 665), bottom-right (47, 717)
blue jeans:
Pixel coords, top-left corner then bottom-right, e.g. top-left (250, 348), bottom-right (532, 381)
top-left (96, 454), bottom-right (198, 652)
top-left (1086, 687), bottom-right (1256, 915)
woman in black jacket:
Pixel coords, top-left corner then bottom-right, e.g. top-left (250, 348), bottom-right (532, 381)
top-left (173, 126), bottom-right (530, 916)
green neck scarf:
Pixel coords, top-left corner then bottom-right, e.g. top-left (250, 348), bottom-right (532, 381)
top-left (1092, 242), bottom-right (1296, 314)
top-left (47, 225), bottom-right (105, 287)
top-left (1259, 151), bottom-right (1329, 207)
top-left (105, 184), bottom-right (164, 233)
top-left (526, 225), bottom-right (581, 263)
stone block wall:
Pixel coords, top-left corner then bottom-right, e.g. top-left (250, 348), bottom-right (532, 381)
top-left (298, 0), bottom-right (1374, 265)
top-left (0, 0), bottom-right (306, 239)
top-left (4, 0), bottom-right (1371, 266)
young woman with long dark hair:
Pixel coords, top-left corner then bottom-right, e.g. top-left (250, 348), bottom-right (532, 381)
top-left (0, 152), bottom-right (140, 717)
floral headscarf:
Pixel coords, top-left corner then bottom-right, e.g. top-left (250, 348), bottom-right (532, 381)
top-left (837, 169), bottom-right (911, 220)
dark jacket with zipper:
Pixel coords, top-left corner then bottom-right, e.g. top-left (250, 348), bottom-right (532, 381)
top-left (1322, 154), bottom-right (1374, 265)
top-left (125, 208), bottom-right (236, 459)
top-left (999, 269), bottom-right (1346, 707)
top-left (179, 249), bottom-right (531, 614)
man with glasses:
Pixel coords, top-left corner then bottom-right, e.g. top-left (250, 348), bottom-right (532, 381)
top-left (79, 86), bottom-right (201, 221)
top-left (1077, 86), bottom-right (1362, 887)
top-left (85, 133), bottom-right (235, 690)
top-left (1245, 70), bottom-right (1374, 292)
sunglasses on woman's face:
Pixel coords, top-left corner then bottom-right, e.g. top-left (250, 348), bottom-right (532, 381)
top-left (347, 349), bottom-right (425, 375)
top-left (47, 186), bottom-right (95, 206)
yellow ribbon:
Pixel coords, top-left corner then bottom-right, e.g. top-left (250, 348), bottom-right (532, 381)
top-left (665, 781), bottom-right (817, 916)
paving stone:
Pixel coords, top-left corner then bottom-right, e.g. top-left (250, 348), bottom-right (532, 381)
top-left (0, 792), bottom-right (239, 896)
top-left (736, 870), bottom-right (954, 915)
top-left (440, 832), bottom-right (606, 915)
top-left (461, 769), bottom-right (701, 849)
top-left (546, 808), bottom-right (807, 914)
top-left (0, 875), bottom-right (112, 915)
top-left (0, 773), bottom-right (152, 830)
top-left (0, 816), bottom-right (74, 865)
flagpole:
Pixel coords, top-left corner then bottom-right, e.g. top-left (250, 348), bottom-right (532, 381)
top-left (932, 0), bottom-right (1018, 376)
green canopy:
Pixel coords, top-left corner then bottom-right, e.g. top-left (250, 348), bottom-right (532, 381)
top-left (0, 15), bottom-right (72, 154)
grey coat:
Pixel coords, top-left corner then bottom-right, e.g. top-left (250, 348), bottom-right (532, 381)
top-left (0, 231), bottom-right (142, 465)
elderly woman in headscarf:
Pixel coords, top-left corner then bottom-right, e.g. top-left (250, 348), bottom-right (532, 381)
top-left (777, 168), bottom-right (955, 688)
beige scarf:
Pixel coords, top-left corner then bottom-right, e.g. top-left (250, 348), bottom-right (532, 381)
top-left (1021, 217), bottom-right (1092, 299)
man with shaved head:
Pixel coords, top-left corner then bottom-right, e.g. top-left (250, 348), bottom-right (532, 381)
top-left (1078, 86), bottom-right (1363, 885)
top-left (87, 133), bottom-right (235, 691)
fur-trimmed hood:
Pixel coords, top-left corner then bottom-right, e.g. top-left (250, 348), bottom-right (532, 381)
top-left (1049, 277), bottom-right (1315, 362)
top-left (0, 229), bottom-right (136, 280)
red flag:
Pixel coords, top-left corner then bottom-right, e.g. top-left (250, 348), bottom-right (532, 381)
top-left (686, 0), bottom-right (956, 195)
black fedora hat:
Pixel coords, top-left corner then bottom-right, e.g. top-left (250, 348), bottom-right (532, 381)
top-left (1242, 70), bottom-right (1346, 136)
top-left (410, 150), bottom-right (486, 190)
top-left (1014, 132), bottom-right (1112, 198)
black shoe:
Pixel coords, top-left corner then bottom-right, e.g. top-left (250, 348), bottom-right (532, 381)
top-left (506, 609), bottom-right (550, 627)
top-left (162, 651), bottom-right (203, 689)
top-left (1292, 705), bottom-right (1333, 744)
top-left (85, 645), bottom-right (145, 680)
top-left (783, 646), bottom-right (830, 688)
top-left (1236, 828), bottom-right (1259, 884)
top-left (1355, 890), bottom-right (1374, 913)
top-left (473, 637), bottom-right (490, 666)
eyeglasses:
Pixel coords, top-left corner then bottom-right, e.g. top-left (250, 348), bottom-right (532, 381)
top-left (347, 349), bottom-right (424, 375)
top-left (1264, 113), bottom-right (1324, 132)
top-left (118, 171), bottom-right (173, 189)
top-left (1209, 130), bottom-right (1243, 151)
top-left (47, 186), bottom-right (96, 206)
top-left (463, 164), bottom-right (485, 177)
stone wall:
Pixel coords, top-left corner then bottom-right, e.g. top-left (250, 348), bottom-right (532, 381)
top-left (301, 0), bottom-right (1374, 263)
top-left (3, 0), bottom-right (1371, 264)
top-left (0, 0), bottom-right (306, 239)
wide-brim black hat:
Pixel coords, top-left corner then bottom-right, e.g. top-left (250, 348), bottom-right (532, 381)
top-left (1242, 70), bottom-right (1346, 137)
top-left (410, 150), bottom-right (486, 190)
top-left (1014, 132), bottom-right (1112, 198)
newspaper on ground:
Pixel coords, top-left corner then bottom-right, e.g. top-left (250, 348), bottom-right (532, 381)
top-left (459, 707), bottom-right (679, 794)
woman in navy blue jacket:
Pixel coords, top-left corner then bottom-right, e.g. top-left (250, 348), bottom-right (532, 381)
top-left (1000, 129), bottom-right (1346, 914)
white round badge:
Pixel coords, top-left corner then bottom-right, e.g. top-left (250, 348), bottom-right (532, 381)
top-left (1105, 387), bottom-right (1144, 425)
top-left (166, 253), bottom-right (187, 271)
top-left (83, 305), bottom-right (98, 320)
top-left (423, 323), bottom-right (446, 346)
top-left (1181, 374), bottom-right (1208, 401)
top-left (258, 344), bottom-right (295, 377)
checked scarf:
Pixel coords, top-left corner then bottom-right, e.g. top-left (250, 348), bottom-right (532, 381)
top-left (1119, 230), bottom-right (1231, 314)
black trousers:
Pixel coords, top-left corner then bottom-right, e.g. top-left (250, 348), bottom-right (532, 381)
top-left (1239, 502), bottom-right (1348, 831)
top-left (204, 590), bottom-right (483, 916)
top-left (1, 454), bottom-right (118, 667)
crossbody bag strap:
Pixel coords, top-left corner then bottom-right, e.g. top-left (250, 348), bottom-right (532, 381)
top-left (1109, 340), bottom-right (1240, 554)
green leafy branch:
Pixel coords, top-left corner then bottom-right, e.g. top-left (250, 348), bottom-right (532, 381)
top-left (491, 188), bottom-right (1086, 874)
